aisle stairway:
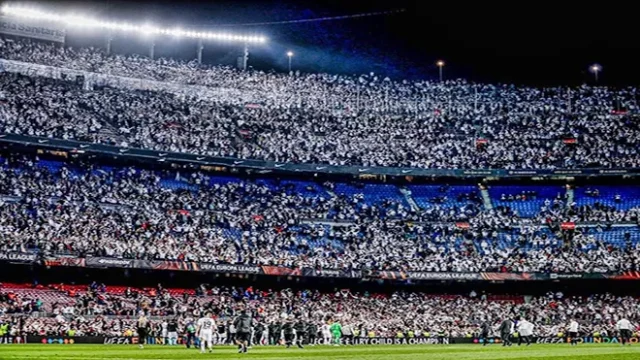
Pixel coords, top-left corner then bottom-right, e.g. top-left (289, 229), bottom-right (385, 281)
top-left (399, 186), bottom-right (420, 212)
top-left (480, 185), bottom-right (493, 210)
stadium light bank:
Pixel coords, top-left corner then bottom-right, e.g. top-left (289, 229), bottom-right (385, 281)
top-left (0, 4), bottom-right (267, 44)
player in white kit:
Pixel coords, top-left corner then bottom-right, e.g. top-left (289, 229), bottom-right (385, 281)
top-left (197, 312), bottom-right (216, 353)
top-left (321, 322), bottom-right (332, 345)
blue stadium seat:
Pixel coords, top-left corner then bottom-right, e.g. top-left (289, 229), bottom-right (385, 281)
top-left (574, 186), bottom-right (640, 211)
top-left (407, 185), bottom-right (479, 212)
top-left (489, 186), bottom-right (565, 218)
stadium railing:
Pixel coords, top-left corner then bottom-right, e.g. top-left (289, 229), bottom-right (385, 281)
top-left (1, 133), bottom-right (638, 179)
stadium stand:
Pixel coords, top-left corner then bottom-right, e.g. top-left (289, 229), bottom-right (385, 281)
top-left (1, 37), bottom-right (639, 170)
top-left (1, 34), bottom-right (640, 350)
top-left (0, 155), bottom-right (638, 273)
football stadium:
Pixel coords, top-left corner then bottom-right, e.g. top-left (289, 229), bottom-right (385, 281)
top-left (0, 1), bottom-right (640, 360)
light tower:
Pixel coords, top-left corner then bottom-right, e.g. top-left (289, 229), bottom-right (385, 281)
top-left (436, 60), bottom-right (445, 82)
top-left (589, 63), bottom-right (602, 83)
top-left (287, 51), bottom-right (293, 72)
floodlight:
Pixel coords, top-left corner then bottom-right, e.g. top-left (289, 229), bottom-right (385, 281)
top-left (140, 24), bottom-right (158, 35)
top-left (0, 4), bottom-right (266, 43)
top-left (65, 15), bottom-right (94, 28)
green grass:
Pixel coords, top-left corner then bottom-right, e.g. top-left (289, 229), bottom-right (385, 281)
top-left (0, 344), bottom-right (640, 360)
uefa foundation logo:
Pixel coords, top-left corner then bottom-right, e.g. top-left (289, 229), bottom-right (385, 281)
top-left (473, 338), bottom-right (502, 344)
top-left (41, 338), bottom-right (76, 344)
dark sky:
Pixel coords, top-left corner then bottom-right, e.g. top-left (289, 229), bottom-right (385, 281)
top-left (30, 0), bottom-right (640, 86)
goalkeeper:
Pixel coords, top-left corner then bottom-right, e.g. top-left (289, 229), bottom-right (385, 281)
top-left (330, 320), bottom-right (342, 346)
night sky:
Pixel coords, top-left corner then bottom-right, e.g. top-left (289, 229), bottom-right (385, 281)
top-left (32, 0), bottom-right (640, 86)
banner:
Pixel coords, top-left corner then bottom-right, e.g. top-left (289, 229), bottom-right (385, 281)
top-left (470, 336), bottom-right (640, 344)
top-left (407, 272), bottom-right (480, 280)
top-left (0, 253), bottom-right (634, 281)
top-left (261, 266), bottom-right (303, 277)
top-left (532, 336), bottom-right (639, 344)
top-left (610, 271), bottom-right (640, 280)
top-left (480, 273), bottom-right (534, 281)
top-left (85, 257), bottom-right (135, 268)
top-left (199, 263), bottom-right (261, 274)
top-left (43, 256), bottom-right (85, 267)
top-left (152, 260), bottom-right (201, 272)
top-left (548, 273), bottom-right (585, 280)
top-left (0, 15), bottom-right (66, 43)
top-left (302, 268), bottom-right (362, 278)
top-left (381, 271), bottom-right (595, 281)
top-left (377, 271), bottom-right (408, 280)
top-left (455, 222), bottom-right (470, 230)
top-left (83, 257), bottom-right (260, 274)
top-left (336, 337), bottom-right (452, 345)
top-left (0, 252), bottom-right (37, 262)
top-left (28, 335), bottom-right (455, 346)
top-left (24, 335), bottom-right (640, 346)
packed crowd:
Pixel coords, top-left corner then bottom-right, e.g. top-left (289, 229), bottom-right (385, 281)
top-left (0, 156), bottom-right (639, 273)
top-left (2, 32), bottom-right (640, 349)
top-left (1, 37), bottom-right (640, 169)
top-left (2, 283), bottom-right (639, 339)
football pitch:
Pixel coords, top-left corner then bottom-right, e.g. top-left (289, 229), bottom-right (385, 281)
top-left (1, 344), bottom-right (640, 360)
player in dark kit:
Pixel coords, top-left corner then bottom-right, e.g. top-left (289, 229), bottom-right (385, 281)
top-left (479, 321), bottom-right (491, 346)
top-left (294, 318), bottom-right (307, 349)
top-left (217, 323), bottom-right (227, 345)
top-left (233, 309), bottom-right (253, 353)
top-left (184, 320), bottom-right (197, 349)
top-left (268, 320), bottom-right (281, 345)
top-left (167, 318), bottom-right (178, 345)
top-left (137, 313), bottom-right (150, 349)
top-left (283, 317), bottom-right (295, 348)
top-left (307, 321), bottom-right (318, 346)
top-left (498, 318), bottom-right (513, 346)
top-left (254, 321), bottom-right (265, 346)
